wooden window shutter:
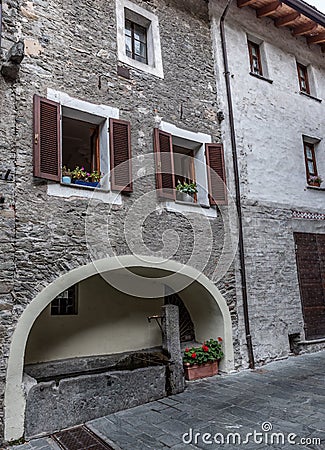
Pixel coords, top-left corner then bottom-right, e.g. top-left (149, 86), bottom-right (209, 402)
top-left (33, 95), bottom-right (61, 181)
top-left (154, 128), bottom-right (175, 200)
top-left (205, 143), bottom-right (227, 206)
top-left (109, 118), bottom-right (132, 192)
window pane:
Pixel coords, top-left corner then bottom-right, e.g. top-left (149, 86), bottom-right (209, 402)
top-left (125, 19), bottom-right (132, 33)
top-left (134, 40), bottom-right (147, 59)
top-left (308, 160), bottom-right (315, 174)
top-left (306, 147), bottom-right (313, 159)
top-left (125, 36), bottom-right (132, 55)
top-left (134, 24), bottom-right (146, 42)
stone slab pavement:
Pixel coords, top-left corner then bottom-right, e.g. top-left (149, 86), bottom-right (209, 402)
top-left (8, 351), bottom-right (325, 450)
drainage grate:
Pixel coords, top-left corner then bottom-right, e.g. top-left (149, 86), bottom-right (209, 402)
top-left (52, 425), bottom-right (114, 450)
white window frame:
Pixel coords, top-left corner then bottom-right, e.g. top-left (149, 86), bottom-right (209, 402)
top-left (116, 0), bottom-right (164, 79)
top-left (159, 121), bottom-right (217, 217)
top-left (46, 89), bottom-right (122, 205)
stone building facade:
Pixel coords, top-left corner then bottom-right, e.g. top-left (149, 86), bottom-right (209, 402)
top-left (210, 0), bottom-right (325, 364)
top-left (0, 0), bottom-right (238, 443)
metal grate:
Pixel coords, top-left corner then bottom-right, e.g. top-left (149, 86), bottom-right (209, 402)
top-left (52, 425), bottom-right (114, 450)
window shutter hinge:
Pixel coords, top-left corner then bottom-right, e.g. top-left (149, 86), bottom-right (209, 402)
top-left (34, 134), bottom-right (39, 145)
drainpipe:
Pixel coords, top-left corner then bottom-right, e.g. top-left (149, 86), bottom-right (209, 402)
top-left (219, 0), bottom-right (255, 369)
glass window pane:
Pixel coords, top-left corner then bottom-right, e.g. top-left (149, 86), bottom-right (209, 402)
top-left (306, 147), bottom-right (313, 159)
top-left (125, 19), bottom-right (132, 33)
top-left (125, 36), bottom-right (132, 55)
top-left (308, 160), bottom-right (315, 174)
top-left (134, 24), bottom-right (146, 42)
top-left (134, 41), bottom-right (147, 58)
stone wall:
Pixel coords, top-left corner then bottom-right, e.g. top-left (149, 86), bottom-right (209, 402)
top-left (242, 202), bottom-right (325, 364)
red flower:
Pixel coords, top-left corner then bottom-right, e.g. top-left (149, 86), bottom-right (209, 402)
top-left (185, 348), bottom-right (189, 352)
top-left (218, 337), bottom-right (223, 342)
top-left (191, 353), bottom-right (197, 359)
top-left (202, 345), bottom-right (209, 352)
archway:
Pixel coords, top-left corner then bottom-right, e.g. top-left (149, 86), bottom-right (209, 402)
top-left (4, 256), bottom-right (234, 442)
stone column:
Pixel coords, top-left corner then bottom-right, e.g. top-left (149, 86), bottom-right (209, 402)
top-left (161, 304), bottom-right (185, 395)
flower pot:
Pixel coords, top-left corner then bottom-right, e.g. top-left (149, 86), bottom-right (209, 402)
top-left (62, 176), bottom-right (71, 184)
top-left (176, 192), bottom-right (194, 203)
top-left (184, 361), bottom-right (218, 381)
top-left (308, 182), bottom-right (320, 187)
top-left (73, 180), bottom-right (99, 188)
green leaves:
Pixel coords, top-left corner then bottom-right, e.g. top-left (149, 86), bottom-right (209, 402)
top-left (183, 338), bottom-right (224, 366)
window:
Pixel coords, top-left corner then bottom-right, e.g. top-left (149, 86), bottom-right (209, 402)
top-left (51, 286), bottom-right (78, 315)
top-left (33, 90), bottom-right (132, 193)
top-left (154, 124), bottom-right (227, 206)
top-left (303, 141), bottom-right (319, 186)
top-left (248, 40), bottom-right (263, 76)
top-left (116, 0), bottom-right (164, 78)
top-left (294, 233), bottom-right (325, 340)
top-left (297, 63), bottom-right (310, 94)
top-left (125, 19), bottom-right (147, 64)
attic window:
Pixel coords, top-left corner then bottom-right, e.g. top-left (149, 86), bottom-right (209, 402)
top-left (116, 0), bottom-right (164, 78)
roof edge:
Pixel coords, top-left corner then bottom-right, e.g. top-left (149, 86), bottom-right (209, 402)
top-left (282, 0), bottom-right (325, 28)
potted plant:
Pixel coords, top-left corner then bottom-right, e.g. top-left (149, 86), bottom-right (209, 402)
top-left (176, 180), bottom-right (198, 203)
top-left (71, 166), bottom-right (101, 187)
top-left (183, 338), bottom-right (224, 381)
top-left (62, 166), bottom-right (72, 184)
top-left (308, 175), bottom-right (323, 187)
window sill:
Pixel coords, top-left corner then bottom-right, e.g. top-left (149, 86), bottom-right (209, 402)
top-left (47, 182), bottom-right (122, 205)
top-left (163, 200), bottom-right (218, 218)
top-left (298, 337), bottom-right (325, 345)
top-left (60, 182), bottom-right (108, 192)
top-left (306, 185), bottom-right (325, 191)
top-left (249, 72), bottom-right (273, 84)
top-left (299, 91), bottom-right (322, 103)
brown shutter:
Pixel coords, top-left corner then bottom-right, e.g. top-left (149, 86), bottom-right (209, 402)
top-left (33, 95), bottom-right (61, 181)
top-left (109, 118), bottom-right (132, 192)
top-left (154, 129), bottom-right (175, 200)
top-left (294, 232), bottom-right (325, 340)
top-left (205, 143), bottom-right (227, 206)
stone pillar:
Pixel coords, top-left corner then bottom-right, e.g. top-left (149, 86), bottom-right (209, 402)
top-left (161, 304), bottom-right (185, 395)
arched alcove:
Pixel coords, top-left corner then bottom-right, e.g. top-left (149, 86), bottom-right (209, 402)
top-left (4, 256), bottom-right (234, 441)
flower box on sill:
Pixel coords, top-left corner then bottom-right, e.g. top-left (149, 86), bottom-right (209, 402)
top-left (74, 180), bottom-right (100, 188)
top-left (184, 360), bottom-right (219, 381)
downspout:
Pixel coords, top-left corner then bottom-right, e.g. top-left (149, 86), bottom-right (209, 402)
top-left (219, 0), bottom-right (255, 369)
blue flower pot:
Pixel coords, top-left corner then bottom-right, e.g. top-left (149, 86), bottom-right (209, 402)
top-left (74, 180), bottom-right (99, 188)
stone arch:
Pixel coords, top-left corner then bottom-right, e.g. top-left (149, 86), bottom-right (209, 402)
top-left (4, 256), bottom-right (234, 442)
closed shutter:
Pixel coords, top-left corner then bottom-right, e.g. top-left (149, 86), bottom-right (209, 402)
top-left (109, 118), bottom-right (132, 192)
top-left (205, 143), bottom-right (227, 206)
top-left (154, 129), bottom-right (175, 200)
top-left (33, 95), bottom-right (61, 181)
top-left (294, 232), bottom-right (325, 340)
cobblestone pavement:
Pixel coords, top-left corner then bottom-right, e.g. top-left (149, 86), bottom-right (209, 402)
top-left (8, 351), bottom-right (325, 450)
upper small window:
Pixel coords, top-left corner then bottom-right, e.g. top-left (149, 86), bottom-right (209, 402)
top-left (297, 63), bottom-right (310, 94)
top-left (125, 19), bottom-right (147, 64)
top-left (248, 40), bottom-right (263, 76)
top-left (116, 0), bottom-right (164, 78)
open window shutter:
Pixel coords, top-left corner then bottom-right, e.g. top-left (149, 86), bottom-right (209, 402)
top-left (154, 128), bottom-right (175, 200)
top-left (109, 118), bottom-right (132, 192)
top-left (205, 143), bottom-right (227, 205)
top-left (33, 95), bottom-right (61, 181)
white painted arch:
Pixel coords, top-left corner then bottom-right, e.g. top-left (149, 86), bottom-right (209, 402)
top-left (4, 256), bottom-right (234, 442)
